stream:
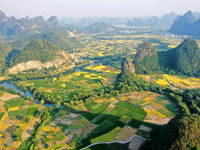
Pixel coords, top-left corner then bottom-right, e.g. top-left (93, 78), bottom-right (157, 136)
top-left (0, 61), bottom-right (98, 107)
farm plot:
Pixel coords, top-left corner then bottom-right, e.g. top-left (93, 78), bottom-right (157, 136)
top-left (4, 98), bottom-right (25, 108)
top-left (90, 126), bottom-right (121, 143)
top-left (0, 93), bottom-right (20, 101)
top-left (82, 103), bottom-right (110, 121)
top-left (163, 74), bottom-right (200, 89)
top-left (116, 125), bottom-right (137, 142)
top-left (85, 65), bottom-right (121, 74)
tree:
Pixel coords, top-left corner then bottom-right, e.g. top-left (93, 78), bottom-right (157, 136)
top-left (8, 88), bottom-right (14, 93)
top-left (40, 100), bottom-right (45, 105)
top-left (20, 92), bottom-right (24, 97)
top-left (25, 96), bottom-right (30, 100)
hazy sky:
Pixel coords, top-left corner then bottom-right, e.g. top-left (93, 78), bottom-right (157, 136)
top-left (1, 0), bottom-right (200, 19)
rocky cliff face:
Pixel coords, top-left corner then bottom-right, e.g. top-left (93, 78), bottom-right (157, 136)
top-left (8, 51), bottom-right (74, 74)
top-left (121, 57), bottom-right (135, 74)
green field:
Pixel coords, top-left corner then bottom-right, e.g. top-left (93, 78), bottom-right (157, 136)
top-left (4, 98), bottom-right (25, 107)
top-left (90, 127), bottom-right (121, 143)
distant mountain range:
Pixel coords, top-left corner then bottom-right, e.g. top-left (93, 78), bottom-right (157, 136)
top-left (126, 12), bottom-right (179, 26)
top-left (60, 16), bottom-right (129, 26)
top-left (170, 11), bottom-right (200, 37)
top-left (0, 10), bottom-right (60, 36)
top-left (84, 22), bottom-right (116, 33)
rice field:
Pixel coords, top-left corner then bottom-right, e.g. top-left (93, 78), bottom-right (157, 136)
top-left (156, 79), bottom-right (170, 85)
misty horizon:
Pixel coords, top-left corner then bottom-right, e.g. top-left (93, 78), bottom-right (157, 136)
top-left (1, 0), bottom-right (200, 20)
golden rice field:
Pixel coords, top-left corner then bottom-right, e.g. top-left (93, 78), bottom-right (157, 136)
top-left (26, 83), bottom-right (34, 86)
top-left (168, 45), bottom-right (177, 48)
top-left (59, 74), bottom-right (74, 82)
top-left (53, 77), bottom-right (57, 82)
top-left (156, 79), bottom-right (170, 85)
top-left (9, 107), bottom-right (19, 111)
top-left (84, 74), bottom-right (91, 78)
top-left (74, 71), bottom-right (105, 80)
top-left (85, 65), bottom-right (121, 74)
top-left (0, 122), bottom-right (4, 130)
top-left (42, 126), bottom-right (55, 132)
top-left (144, 109), bottom-right (166, 119)
top-left (2, 124), bottom-right (12, 130)
top-left (95, 99), bottom-right (105, 104)
top-left (163, 74), bottom-right (198, 86)
top-left (60, 83), bottom-right (66, 88)
top-left (44, 89), bottom-right (53, 93)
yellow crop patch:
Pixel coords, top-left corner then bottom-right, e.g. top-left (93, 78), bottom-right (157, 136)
top-left (95, 99), bottom-right (105, 104)
top-left (93, 65), bottom-right (106, 70)
top-left (9, 107), bottom-right (19, 111)
top-left (2, 124), bottom-right (12, 130)
top-left (0, 122), bottom-right (4, 130)
top-left (90, 77), bottom-right (98, 79)
top-left (98, 76), bottom-right (105, 80)
top-left (42, 126), bottom-right (54, 132)
top-left (60, 83), bottom-right (66, 87)
top-left (144, 109), bottom-right (166, 119)
top-left (190, 78), bottom-right (200, 81)
top-left (168, 45), bottom-right (177, 48)
top-left (54, 127), bottom-right (61, 132)
top-left (53, 77), bottom-right (57, 82)
top-left (84, 74), bottom-right (91, 78)
top-left (156, 79), bottom-right (170, 85)
top-left (2, 113), bottom-right (9, 122)
top-left (91, 73), bottom-right (98, 76)
top-left (44, 89), bottom-right (52, 93)
top-left (109, 97), bottom-right (116, 101)
top-left (74, 71), bottom-right (81, 76)
top-left (26, 83), bottom-right (34, 86)
top-left (59, 74), bottom-right (74, 82)
top-left (143, 97), bottom-right (152, 101)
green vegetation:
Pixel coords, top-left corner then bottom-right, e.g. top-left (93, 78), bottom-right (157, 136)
top-left (84, 102), bottom-right (99, 110)
top-left (0, 112), bottom-right (5, 120)
top-left (4, 98), bottom-right (25, 107)
top-left (158, 109), bottom-right (171, 118)
top-left (88, 121), bottom-right (113, 136)
top-left (85, 22), bottom-right (116, 33)
top-left (141, 115), bottom-right (200, 150)
top-left (82, 103), bottom-right (110, 120)
top-left (3, 104), bottom-right (9, 111)
top-left (133, 42), bottom-right (161, 74)
top-left (8, 39), bottom-right (73, 67)
top-left (115, 101), bottom-right (147, 117)
top-left (53, 131), bottom-right (66, 141)
top-left (90, 127), bottom-right (121, 143)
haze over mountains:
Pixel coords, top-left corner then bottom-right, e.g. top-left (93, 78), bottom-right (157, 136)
top-left (170, 11), bottom-right (200, 37)
top-left (0, 10), bottom-right (60, 36)
top-left (126, 12), bottom-right (179, 27)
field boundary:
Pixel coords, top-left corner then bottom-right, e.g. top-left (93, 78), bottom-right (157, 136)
top-left (80, 135), bottom-right (149, 150)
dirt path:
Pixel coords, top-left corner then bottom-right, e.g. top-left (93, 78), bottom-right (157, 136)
top-left (80, 135), bottom-right (148, 150)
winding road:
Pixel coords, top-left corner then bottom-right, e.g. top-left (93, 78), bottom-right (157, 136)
top-left (80, 135), bottom-right (149, 150)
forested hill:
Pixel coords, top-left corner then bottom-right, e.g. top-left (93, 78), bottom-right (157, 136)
top-left (8, 31), bottom-right (81, 52)
top-left (133, 41), bottom-right (161, 74)
top-left (165, 39), bottom-right (200, 76)
top-left (7, 39), bottom-right (73, 67)
top-left (133, 39), bottom-right (200, 77)
top-left (84, 22), bottom-right (116, 33)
